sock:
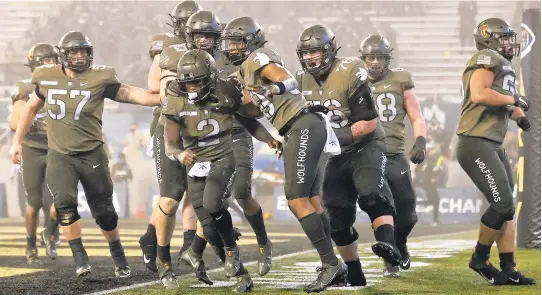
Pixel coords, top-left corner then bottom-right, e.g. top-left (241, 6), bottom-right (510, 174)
top-left (319, 212), bottom-right (331, 240)
top-left (346, 259), bottom-right (366, 286)
top-left (499, 252), bottom-right (515, 272)
top-left (109, 240), bottom-right (127, 268)
top-left (475, 241), bottom-right (491, 259)
top-left (69, 238), bottom-right (89, 266)
top-left (191, 234), bottom-right (207, 258)
top-left (146, 224), bottom-right (157, 240)
top-left (374, 224), bottom-right (396, 246)
top-left (245, 208), bottom-right (268, 245)
top-left (157, 244), bottom-right (171, 263)
top-left (395, 224), bottom-right (413, 247)
top-left (26, 236), bottom-right (37, 249)
top-left (211, 208), bottom-right (237, 248)
top-left (181, 229), bottom-right (196, 253)
top-left (44, 217), bottom-right (59, 238)
top-left (299, 213), bottom-right (338, 265)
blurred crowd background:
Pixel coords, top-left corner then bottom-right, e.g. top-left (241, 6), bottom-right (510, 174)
top-left (0, 0), bottom-right (539, 223)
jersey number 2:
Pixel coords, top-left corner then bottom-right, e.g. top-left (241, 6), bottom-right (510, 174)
top-left (197, 119), bottom-right (220, 147)
top-left (47, 89), bottom-right (91, 120)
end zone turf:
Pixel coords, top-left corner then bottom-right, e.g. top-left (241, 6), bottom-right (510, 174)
top-left (106, 230), bottom-right (540, 295)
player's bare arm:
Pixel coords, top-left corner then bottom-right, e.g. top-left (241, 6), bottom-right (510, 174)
top-left (113, 84), bottom-right (161, 106)
top-left (9, 92), bottom-right (44, 163)
top-left (159, 70), bottom-right (177, 104)
top-left (9, 98), bottom-right (26, 131)
top-left (163, 115), bottom-right (194, 166)
top-left (470, 69), bottom-right (515, 106)
top-left (404, 89), bottom-right (427, 138)
top-left (350, 119), bottom-right (377, 138)
top-left (234, 113), bottom-right (278, 148)
top-left (148, 55), bottom-right (162, 94)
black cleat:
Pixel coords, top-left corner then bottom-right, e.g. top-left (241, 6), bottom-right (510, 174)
top-left (233, 267), bottom-right (253, 293)
top-left (224, 246), bottom-right (242, 278)
top-left (371, 241), bottom-right (402, 267)
top-left (180, 248), bottom-right (213, 285)
top-left (501, 268), bottom-right (536, 285)
top-left (157, 258), bottom-right (179, 289)
top-left (76, 263), bottom-right (91, 278)
top-left (139, 234), bottom-right (157, 272)
top-left (383, 260), bottom-right (400, 278)
top-left (468, 252), bottom-right (507, 285)
top-left (303, 262), bottom-right (347, 293)
top-left (258, 239), bottom-right (272, 276)
top-left (25, 248), bottom-right (41, 265)
top-left (41, 230), bottom-right (57, 260)
top-left (398, 244), bottom-right (411, 270)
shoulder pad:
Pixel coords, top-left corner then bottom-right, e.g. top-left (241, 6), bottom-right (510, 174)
top-left (92, 66), bottom-right (119, 84)
top-left (249, 48), bottom-right (284, 68)
top-left (391, 67), bottom-right (405, 72)
top-left (91, 65), bottom-right (113, 70)
top-left (467, 49), bottom-right (504, 71)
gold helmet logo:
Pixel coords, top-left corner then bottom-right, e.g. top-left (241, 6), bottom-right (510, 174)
top-left (480, 24), bottom-right (489, 38)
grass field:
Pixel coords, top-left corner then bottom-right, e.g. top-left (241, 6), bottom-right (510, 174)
top-left (111, 230), bottom-right (541, 295)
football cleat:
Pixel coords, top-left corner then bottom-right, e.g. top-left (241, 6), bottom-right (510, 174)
top-left (180, 248), bottom-right (213, 285)
top-left (224, 245), bottom-right (242, 278)
top-left (371, 241), bottom-right (402, 267)
top-left (76, 263), bottom-right (91, 278)
top-left (468, 252), bottom-right (507, 285)
top-left (139, 234), bottom-right (157, 272)
top-left (501, 268), bottom-right (536, 285)
top-left (303, 262), bottom-right (347, 293)
top-left (25, 248), bottom-right (41, 265)
top-left (41, 230), bottom-right (57, 260)
top-left (114, 266), bottom-right (131, 278)
top-left (233, 267), bottom-right (253, 293)
top-left (383, 260), bottom-right (400, 278)
top-left (157, 258), bottom-right (179, 289)
top-left (258, 239), bottom-right (272, 276)
top-left (398, 244), bottom-right (411, 270)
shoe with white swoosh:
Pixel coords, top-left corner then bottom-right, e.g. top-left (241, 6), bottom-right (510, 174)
top-left (468, 252), bottom-right (507, 285)
top-left (501, 268), bottom-right (536, 285)
top-left (139, 233), bottom-right (157, 272)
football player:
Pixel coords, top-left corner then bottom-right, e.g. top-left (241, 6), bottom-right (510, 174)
top-left (163, 49), bottom-right (271, 292)
top-left (296, 25), bottom-right (401, 287)
top-left (10, 31), bottom-right (160, 278)
top-left (139, 0), bottom-right (202, 274)
top-left (181, 10), bottom-right (273, 277)
top-left (455, 18), bottom-right (535, 285)
top-left (221, 17), bottom-right (346, 293)
top-left (10, 43), bottom-right (60, 265)
top-left (359, 34), bottom-right (427, 277)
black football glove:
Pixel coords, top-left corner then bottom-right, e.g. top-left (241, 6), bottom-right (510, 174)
top-left (409, 136), bottom-right (426, 164)
top-left (517, 117), bottom-right (532, 131)
top-left (255, 84), bottom-right (280, 99)
top-left (513, 95), bottom-right (530, 111)
top-left (227, 77), bottom-right (242, 91)
top-left (308, 104), bottom-right (329, 114)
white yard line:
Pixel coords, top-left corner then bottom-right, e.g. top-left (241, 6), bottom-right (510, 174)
top-left (86, 229), bottom-right (476, 295)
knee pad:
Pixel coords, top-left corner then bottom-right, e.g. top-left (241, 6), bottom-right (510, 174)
top-left (359, 193), bottom-right (395, 223)
top-left (94, 204), bottom-right (118, 231)
top-left (481, 206), bottom-right (511, 230)
top-left (159, 197), bottom-right (180, 216)
top-left (56, 207), bottom-right (81, 226)
top-left (331, 227), bottom-right (359, 247)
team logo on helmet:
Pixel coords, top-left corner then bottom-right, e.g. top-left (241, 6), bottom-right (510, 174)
top-left (480, 24), bottom-right (489, 38)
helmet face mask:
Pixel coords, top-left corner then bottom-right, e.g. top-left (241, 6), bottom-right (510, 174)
top-left (220, 16), bottom-right (266, 66)
top-left (176, 49), bottom-right (217, 105)
top-left (27, 43), bottom-right (59, 72)
top-left (296, 25), bottom-right (338, 78)
top-left (169, 1), bottom-right (202, 38)
top-left (185, 10), bottom-right (222, 56)
top-left (220, 36), bottom-right (250, 65)
top-left (58, 31), bottom-right (93, 72)
top-left (359, 35), bottom-right (393, 81)
top-left (474, 18), bottom-right (520, 60)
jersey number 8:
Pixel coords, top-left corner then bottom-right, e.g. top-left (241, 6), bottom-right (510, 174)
top-left (376, 93), bottom-right (397, 122)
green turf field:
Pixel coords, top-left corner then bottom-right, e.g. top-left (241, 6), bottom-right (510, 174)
top-left (117, 230), bottom-right (540, 295)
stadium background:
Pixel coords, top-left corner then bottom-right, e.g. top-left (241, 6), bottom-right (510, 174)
top-left (0, 0), bottom-right (539, 226)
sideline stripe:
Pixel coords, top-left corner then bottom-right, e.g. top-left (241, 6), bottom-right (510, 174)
top-left (85, 229), bottom-right (476, 295)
